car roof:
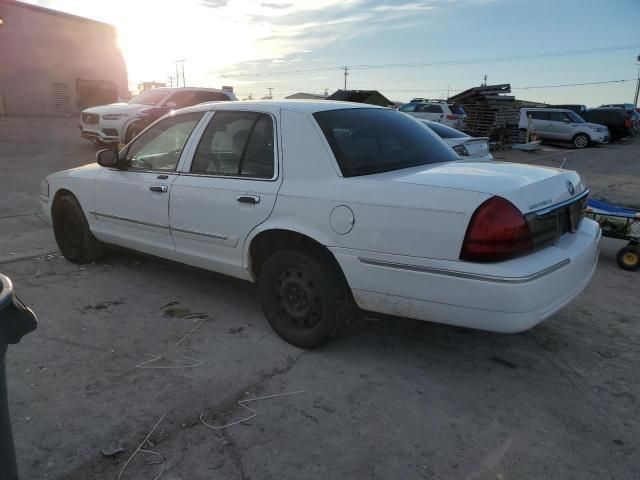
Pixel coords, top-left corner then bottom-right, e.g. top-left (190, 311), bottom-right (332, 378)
top-left (521, 108), bottom-right (573, 113)
top-left (139, 87), bottom-right (231, 94)
top-left (177, 100), bottom-right (388, 114)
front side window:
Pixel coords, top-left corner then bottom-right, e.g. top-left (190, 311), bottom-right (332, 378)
top-left (190, 111), bottom-right (274, 179)
top-left (124, 112), bottom-right (203, 171)
top-left (566, 111), bottom-right (585, 123)
top-left (314, 108), bottom-right (459, 177)
top-left (549, 112), bottom-right (570, 122)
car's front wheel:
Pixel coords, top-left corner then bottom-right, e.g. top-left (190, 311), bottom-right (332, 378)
top-left (258, 248), bottom-right (356, 348)
top-left (52, 195), bottom-right (104, 264)
top-left (572, 133), bottom-right (590, 149)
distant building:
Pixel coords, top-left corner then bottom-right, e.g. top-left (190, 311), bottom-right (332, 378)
top-left (326, 89), bottom-right (393, 107)
top-left (0, 0), bottom-right (128, 115)
top-left (138, 82), bottom-right (166, 92)
top-left (285, 92), bottom-right (328, 100)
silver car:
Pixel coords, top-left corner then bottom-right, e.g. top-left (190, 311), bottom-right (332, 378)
top-left (519, 108), bottom-right (609, 148)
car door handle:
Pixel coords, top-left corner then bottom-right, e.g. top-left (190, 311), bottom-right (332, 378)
top-left (149, 185), bottom-right (168, 193)
top-left (236, 195), bottom-right (260, 205)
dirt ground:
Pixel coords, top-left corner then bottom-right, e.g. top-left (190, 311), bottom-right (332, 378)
top-left (1, 116), bottom-right (638, 480)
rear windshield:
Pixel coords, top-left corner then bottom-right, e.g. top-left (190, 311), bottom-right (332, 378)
top-left (449, 105), bottom-right (466, 115)
top-left (423, 121), bottom-right (468, 138)
top-left (314, 108), bottom-right (459, 177)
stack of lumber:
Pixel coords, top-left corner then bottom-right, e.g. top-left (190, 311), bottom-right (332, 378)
top-left (448, 84), bottom-right (520, 144)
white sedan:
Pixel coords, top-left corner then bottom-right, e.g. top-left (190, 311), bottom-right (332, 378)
top-left (41, 101), bottom-right (600, 347)
top-left (420, 119), bottom-right (493, 161)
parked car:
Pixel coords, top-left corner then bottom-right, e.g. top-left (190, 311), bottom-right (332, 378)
top-left (398, 100), bottom-right (466, 127)
top-left (419, 119), bottom-right (493, 161)
top-left (519, 108), bottom-right (609, 148)
top-left (600, 103), bottom-right (640, 134)
top-left (582, 108), bottom-right (634, 141)
top-left (42, 101), bottom-right (600, 347)
top-left (79, 87), bottom-right (237, 147)
top-left (547, 104), bottom-right (587, 116)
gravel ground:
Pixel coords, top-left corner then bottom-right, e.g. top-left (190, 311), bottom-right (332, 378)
top-left (1, 116), bottom-right (638, 480)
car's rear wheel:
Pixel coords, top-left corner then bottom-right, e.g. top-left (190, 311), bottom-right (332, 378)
top-left (616, 244), bottom-right (639, 271)
top-left (52, 195), bottom-right (104, 264)
top-left (258, 248), bottom-right (355, 348)
top-left (572, 133), bottom-right (590, 149)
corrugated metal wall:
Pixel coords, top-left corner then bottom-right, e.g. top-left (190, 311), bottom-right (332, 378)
top-left (0, 1), bottom-right (128, 115)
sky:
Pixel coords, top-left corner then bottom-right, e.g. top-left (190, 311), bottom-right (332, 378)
top-left (27, 0), bottom-right (640, 105)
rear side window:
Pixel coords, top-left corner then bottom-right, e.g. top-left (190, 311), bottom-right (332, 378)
top-left (424, 121), bottom-right (467, 138)
top-left (314, 108), bottom-right (459, 177)
top-left (190, 111), bottom-right (274, 178)
top-left (528, 111), bottom-right (550, 120)
top-left (424, 104), bottom-right (443, 113)
top-left (449, 105), bottom-right (465, 114)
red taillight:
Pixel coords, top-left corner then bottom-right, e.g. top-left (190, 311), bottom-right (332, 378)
top-left (460, 197), bottom-right (533, 262)
top-left (446, 114), bottom-right (458, 120)
top-left (625, 118), bottom-right (631, 128)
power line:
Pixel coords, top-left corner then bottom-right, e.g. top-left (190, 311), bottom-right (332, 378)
top-left (219, 44), bottom-right (640, 79)
top-left (512, 78), bottom-right (636, 90)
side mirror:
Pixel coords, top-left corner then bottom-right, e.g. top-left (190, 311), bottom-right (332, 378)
top-left (165, 101), bottom-right (177, 109)
top-left (96, 149), bottom-right (119, 168)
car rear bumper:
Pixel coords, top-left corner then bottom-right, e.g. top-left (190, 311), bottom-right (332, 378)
top-left (332, 218), bottom-right (601, 333)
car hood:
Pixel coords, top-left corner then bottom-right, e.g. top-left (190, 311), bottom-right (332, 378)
top-left (47, 162), bottom-right (103, 180)
top-left (584, 122), bottom-right (608, 130)
top-left (365, 161), bottom-right (586, 214)
top-left (82, 103), bottom-right (150, 115)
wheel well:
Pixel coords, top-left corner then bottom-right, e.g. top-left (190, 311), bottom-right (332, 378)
top-left (51, 189), bottom-right (75, 214)
top-left (249, 229), bottom-right (343, 280)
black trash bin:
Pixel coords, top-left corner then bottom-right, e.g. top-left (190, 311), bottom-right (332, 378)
top-left (0, 274), bottom-right (37, 480)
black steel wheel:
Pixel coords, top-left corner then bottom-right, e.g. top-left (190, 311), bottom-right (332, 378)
top-left (259, 248), bottom-right (355, 348)
top-left (616, 244), bottom-right (639, 271)
top-left (52, 195), bottom-right (104, 264)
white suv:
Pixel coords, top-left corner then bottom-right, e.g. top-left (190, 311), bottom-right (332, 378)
top-left (80, 87), bottom-right (237, 146)
top-left (519, 108), bottom-right (609, 148)
top-left (398, 100), bottom-right (466, 128)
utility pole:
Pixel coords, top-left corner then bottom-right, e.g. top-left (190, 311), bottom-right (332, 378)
top-left (167, 76), bottom-right (175, 87)
top-left (324, 88), bottom-right (328, 96)
top-left (174, 60), bottom-right (186, 87)
top-left (482, 74), bottom-right (488, 87)
top-left (343, 66), bottom-right (349, 90)
top-left (447, 85), bottom-right (450, 99)
top-left (267, 87), bottom-right (273, 99)
top-left (634, 54), bottom-right (640, 107)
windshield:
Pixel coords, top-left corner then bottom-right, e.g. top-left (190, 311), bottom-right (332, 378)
top-left (314, 108), bottom-right (459, 177)
top-left (128, 89), bottom-right (170, 106)
top-left (422, 120), bottom-right (468, 138)
top-left (567, 111), bottom-right (585, 123)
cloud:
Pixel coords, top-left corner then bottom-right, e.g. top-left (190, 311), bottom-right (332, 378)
top-left (199, 0), bottom-right (228, 7)
top-left (261, 2), bottom-right (293, 8)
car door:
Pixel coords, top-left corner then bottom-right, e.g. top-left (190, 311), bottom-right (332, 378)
top-left (170, 108), bottom-right (282, 279)
top-left (548, 111), bottom-right (572, 140)
top-left (529, 111), bottom-right (551, 138)
top-left (93, 111), bottom-right (205, 258)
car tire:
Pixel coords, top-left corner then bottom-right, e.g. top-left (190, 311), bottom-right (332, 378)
top-left (572, 133), bottom-right (590, 149)
top-left (125, 124), bottom-right (142, 145)
top-left (52, 195), bottom-right (104, 264)
top-left (258, 248), bottom-right (356, 348)
top-left (616, 244), bottom-right (639, 271)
